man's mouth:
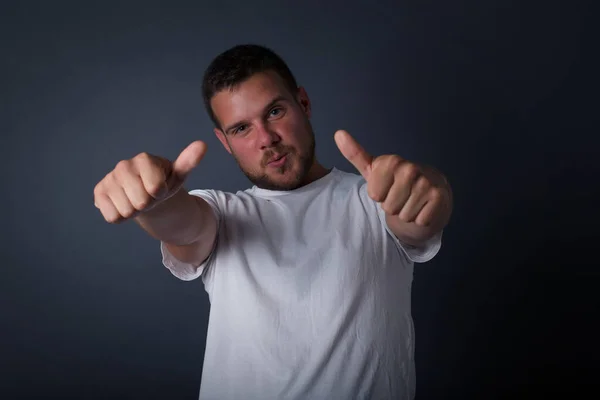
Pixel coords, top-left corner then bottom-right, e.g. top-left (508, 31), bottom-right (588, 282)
top-left (267, 153), bottom-right (287, 167)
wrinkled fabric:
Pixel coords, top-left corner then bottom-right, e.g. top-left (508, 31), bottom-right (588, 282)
top-left (161, 168), bottom-right (442, 400)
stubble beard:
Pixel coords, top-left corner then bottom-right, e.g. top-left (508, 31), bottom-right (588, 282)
top-left (235, 129), bottom-right (316, 191)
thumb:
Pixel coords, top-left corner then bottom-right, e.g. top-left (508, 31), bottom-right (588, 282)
top-left (171, 140), bottom-right (207, 179)
top-left (334, 130), bottom-right (373, 180)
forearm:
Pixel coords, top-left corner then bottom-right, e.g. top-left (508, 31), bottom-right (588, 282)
top-left (134, 187), bottom-right (213, 245)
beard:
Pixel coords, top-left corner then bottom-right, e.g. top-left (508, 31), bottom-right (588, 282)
top-left (233, 128), bottom-right (316, 191)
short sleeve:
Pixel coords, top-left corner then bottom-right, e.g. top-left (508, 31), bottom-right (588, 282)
top-left (375, 201), bottom-right (443, 264)
top-left (160, 189), bottom-right (221, 281)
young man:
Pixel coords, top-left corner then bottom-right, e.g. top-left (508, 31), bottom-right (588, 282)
top-left (93, 44), bottom-right (453, 400)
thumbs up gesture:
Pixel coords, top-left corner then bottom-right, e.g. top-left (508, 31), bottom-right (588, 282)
top-left (94, 141), bottom-right (207, 223)
top-left (335, 130), bottom-right (449, 229)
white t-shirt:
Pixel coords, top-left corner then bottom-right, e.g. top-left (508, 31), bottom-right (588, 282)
top-left (160, 168), bottom-right (442, 400)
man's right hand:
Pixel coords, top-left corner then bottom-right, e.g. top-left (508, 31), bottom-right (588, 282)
top-left (93, 141), bottom-right (207, 224)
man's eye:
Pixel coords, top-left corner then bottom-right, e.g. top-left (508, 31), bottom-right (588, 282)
top-left (270, 108), bottom-right (282, 116)
top-left (234, 125), bottom-right (246, 134)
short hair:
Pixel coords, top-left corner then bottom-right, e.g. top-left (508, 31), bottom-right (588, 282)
top-left (201, 44), bottom-right (299, 129)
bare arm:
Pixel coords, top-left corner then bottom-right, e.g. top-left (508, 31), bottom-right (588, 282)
top-left (135, 188), bottom-right (218, 266)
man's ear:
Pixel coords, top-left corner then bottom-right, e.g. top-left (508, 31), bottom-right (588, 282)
top-left (297, 86), bottom-right (311, 118)
top-left (214, 128), bottom-right (232, 154)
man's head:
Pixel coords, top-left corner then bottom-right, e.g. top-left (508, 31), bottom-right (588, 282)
top-left (202, 44), bottom-right (321, 191)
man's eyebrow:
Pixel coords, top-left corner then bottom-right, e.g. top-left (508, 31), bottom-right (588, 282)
top-left (223, 120), bottom-right (247, 134)
top-left (223, 95), bottom-right (288, 134)
top-left (261, 95), bottom-right (288, 113)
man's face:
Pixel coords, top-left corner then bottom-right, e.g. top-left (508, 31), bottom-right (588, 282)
top-left (211, 71), bottom-right (316, 191)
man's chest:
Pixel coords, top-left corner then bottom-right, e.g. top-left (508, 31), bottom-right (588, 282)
top-left (214, 195), bottom-right (397, 303)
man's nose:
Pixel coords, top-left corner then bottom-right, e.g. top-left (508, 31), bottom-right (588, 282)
top-left (256, 123), bottom-right (281, 149)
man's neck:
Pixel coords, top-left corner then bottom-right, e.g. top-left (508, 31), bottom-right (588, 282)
top-left (301, 162), bottom-right (331, 187)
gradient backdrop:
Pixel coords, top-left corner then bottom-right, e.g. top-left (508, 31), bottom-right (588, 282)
top-left (2, 1), bottom-right (596, 399)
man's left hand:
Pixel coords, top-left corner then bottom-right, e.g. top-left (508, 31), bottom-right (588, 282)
top-left (334, 129), bottom-right (450, 229)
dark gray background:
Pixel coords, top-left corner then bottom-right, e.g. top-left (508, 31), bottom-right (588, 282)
top-left (2, 1), bottom-right (596, 399)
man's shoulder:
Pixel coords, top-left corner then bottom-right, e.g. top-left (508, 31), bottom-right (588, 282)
top-left (186, 188), bottom-right (253, 211)
top-left (187, 188), bottom-right (247, 198)
top-left (328, 168), bottom-right (366, 193)
top-left (332, 168), bottom-right (363, 183)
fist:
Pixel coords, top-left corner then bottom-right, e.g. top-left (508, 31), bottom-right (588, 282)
top-left (335, 130), bottom-right (446, 227)
top-left (93, 141), bottom-right (207, 223)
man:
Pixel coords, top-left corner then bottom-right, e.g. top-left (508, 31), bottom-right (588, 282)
top-left (93, 44), bottom-right (453, 400)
